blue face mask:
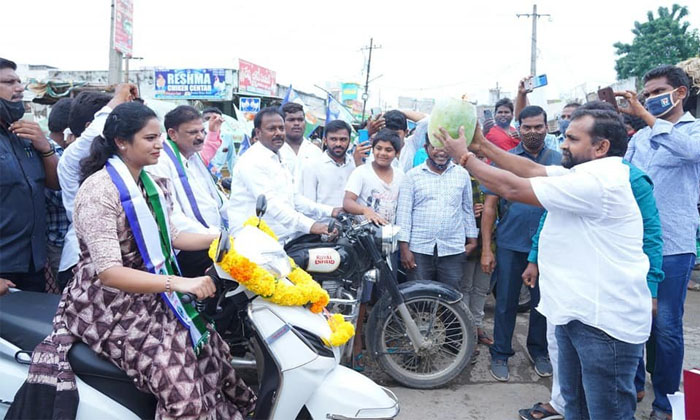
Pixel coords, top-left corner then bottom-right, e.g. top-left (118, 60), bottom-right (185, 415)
top-left (557, 118), bottom-right (570, 135)
top-left (645, 89), bottom-right (678, 117)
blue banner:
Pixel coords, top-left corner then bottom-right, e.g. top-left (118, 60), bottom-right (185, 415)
top-left (154, 68), bottom-right (227, 99)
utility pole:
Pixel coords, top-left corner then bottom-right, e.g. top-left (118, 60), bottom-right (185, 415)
top-left (516, 4), bottom-right (550, 76)
top-left (108, 0), bottom-right (123, 84)
top-left (360, 38), bottom-right (381, 121)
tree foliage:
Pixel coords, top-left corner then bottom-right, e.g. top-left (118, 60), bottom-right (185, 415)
top-left (614, 4), bottom-right (700, 82)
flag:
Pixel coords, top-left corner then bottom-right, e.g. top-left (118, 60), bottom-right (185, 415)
top-left (237, 134), bottom-right (251, 157)
top-left (281, 84), bottom-right (304, 106)
top-left (326, 94), bottom-right (356, 127)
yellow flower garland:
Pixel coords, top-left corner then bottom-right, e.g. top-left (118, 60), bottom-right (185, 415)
top-left (209, 217), bottom-right (354, 346)
top-left (324, 313), bottom-right (356, 347)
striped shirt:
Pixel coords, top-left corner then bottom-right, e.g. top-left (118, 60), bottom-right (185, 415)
top-left (396, 162), bottom-right (478, 256)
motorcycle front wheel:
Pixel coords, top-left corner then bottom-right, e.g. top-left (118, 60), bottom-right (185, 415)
top-left (366, 294), bottom-right (476, 389)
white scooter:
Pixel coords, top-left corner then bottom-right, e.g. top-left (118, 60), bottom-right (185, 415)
top-left (0, 198), bottom-right (399, 419)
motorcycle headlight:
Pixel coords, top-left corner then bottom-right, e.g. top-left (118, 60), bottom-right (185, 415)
top-left (379, 224), bottom-right (401, 256)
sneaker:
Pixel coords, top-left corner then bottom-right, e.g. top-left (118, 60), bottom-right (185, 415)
top-left (490, 359), bottom-right (509, 382)
top-left (534, 356), bottom-right (553, 377)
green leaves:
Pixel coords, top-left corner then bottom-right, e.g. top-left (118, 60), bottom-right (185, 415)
top-left (614, 4), bottom-right (700, 85)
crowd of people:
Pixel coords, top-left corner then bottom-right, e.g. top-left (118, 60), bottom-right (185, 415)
top-left (1, 53), bottom-right (699, 420)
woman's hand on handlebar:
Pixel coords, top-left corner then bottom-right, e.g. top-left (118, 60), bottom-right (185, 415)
top-left (173, 276), bottom-right (216, 300)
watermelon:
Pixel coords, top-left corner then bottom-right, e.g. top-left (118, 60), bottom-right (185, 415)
top-left (428, 97), bottom-right (477, 148)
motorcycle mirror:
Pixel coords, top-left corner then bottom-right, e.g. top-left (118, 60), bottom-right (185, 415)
top-left (255, 195), bottom-right (267, 218)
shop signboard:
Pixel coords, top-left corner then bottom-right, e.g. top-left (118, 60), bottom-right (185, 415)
top-left (238, 59), bottom-right (277, 97)
top-left (154, 68), bottom-right (228, 99)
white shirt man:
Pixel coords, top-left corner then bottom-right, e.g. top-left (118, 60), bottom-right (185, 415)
top-left (146, 138), bottom-right (226, 234)
top-left (279, 102), bottom-right (322, 189)
top-left (146, 106), bottom-right (227, 235)
top-left (280, 140), bottom-right (322, 189)
top-left (228, 108), bottom-right (335, 244)
top-left (300, 120), bottom-right (356, 208)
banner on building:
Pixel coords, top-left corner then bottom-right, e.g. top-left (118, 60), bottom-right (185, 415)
top-left (113, 0), bottom-right (134, 55)
top-left (341, 83), bottom-right (360, 102)
top-left (238, 59), bottom-right (277, 97)
top-left (154, 69), bottom-right (228, 99)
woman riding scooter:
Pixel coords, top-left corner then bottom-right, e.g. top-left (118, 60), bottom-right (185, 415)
top-left (7, 102), bottom-right (255, 419)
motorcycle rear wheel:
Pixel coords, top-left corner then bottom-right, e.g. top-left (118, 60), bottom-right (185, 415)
top-left (366, 294), bottom-right (476, 389)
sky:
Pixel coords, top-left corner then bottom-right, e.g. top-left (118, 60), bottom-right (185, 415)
top-left (2, 0), bottom-right (698, 108)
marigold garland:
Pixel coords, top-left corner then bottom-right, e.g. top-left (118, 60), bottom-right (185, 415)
top-left (242, 217), bottom-right (278, 241)
top-left (208, 218), bottom-right (354, 346)
top-left (324, 313), bottom-right (356, 347)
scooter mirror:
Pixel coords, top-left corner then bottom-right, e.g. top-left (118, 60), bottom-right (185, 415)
top-left (216, 231), bottom-right (230, 263)
top-left (256, 195), bottom-right (267, 218)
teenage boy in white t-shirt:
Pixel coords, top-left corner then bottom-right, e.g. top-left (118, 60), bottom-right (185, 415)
top-left (343, 128), bottom-right (404, 225)
top-left (342, 128), bottom-right (403, 370)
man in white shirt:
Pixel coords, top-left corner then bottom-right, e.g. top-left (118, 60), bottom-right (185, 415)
top-left (57, 85), bottom-right (131, 286)
top-left (300, 120), bottom-right (356, 208)
top-left (437, 107), bottom-right (653, 420)
top-left (146, 105), bottom-right (226, 276)
top-left (228, 107), bottom-right (340, 244)
top-left (278, 102), bottom-right (322, 188)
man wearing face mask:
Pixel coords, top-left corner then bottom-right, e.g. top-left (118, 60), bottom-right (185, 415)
top-left (484, 98), bottom-right (520, 151)
top-left (481, 105), bottom-right (561, 382)
top-left (396, 133), bottom-right (479, 288)
top-left (0, 58), bottom-right (60, 294)
top-left (616, 65), bottom-right (700, 420)
top-left (554, 102), bottom-right (581, 151)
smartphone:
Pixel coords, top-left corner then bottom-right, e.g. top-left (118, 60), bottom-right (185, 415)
top-left (597, 87), bottom-right (618, 111)
top-left (483, 109), bottom-right (493, 120)
top-left (357, 129), bottom-right (369, 145)
top-left (524, 74), bottom-right (548, 91)
top-left (371, 107), bottom-right (382, 120)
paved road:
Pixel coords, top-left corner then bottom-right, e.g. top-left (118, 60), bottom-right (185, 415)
top-left (366, 271), bottom-right (700, 420)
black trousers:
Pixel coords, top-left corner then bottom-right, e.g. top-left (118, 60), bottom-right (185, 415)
top-left (176, 250), bottom-right (212, 277)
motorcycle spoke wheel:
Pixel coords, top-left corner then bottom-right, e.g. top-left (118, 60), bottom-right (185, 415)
top-left (379, 298), bottom-right (470, 382)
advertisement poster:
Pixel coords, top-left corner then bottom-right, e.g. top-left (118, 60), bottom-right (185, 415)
top-left (239, 97), bottom-right (261, 122)
top-left (238, 59), bottom-right (277, 97)
top-left (154, 69), bottom-right (228, 99)
top-left (113, 0), bottom-right (133, 55)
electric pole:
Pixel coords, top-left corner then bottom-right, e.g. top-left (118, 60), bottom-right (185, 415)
top-left (108, 0), bottom-right (123, 84)
top-left (516, 4), bottom-right (550, 76)
top-left (360, 38), bottom-right (381, 121)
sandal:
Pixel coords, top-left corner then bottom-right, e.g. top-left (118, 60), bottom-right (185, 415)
top-left (518, 402), bottom-right (563, 420)
top-left (352, 353), bottom-right (365, 372)
top-left (478, 329), bottom-right (494, 346)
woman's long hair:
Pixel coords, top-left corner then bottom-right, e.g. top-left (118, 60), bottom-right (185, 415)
top-left (79, 102), bottom-right (158, 183)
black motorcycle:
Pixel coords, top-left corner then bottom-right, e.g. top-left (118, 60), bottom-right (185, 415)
top-left (285, 213), bottom-right (476, 389)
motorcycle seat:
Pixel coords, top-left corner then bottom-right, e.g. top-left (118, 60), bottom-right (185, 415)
top-left (0, 291), bottom-right (156, 419)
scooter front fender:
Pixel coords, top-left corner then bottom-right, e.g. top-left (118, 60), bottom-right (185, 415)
top-left (304, 365), bottom-right (399, 419)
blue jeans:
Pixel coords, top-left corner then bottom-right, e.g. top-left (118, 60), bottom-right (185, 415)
top-left (556, 321), bottom-right (642, 420)
top-left (490, 248), bottom-right (547, 361)
top-left (635, 253), bottom-right (694, 414)
top-left (407, 250), bottom-right (465, 290)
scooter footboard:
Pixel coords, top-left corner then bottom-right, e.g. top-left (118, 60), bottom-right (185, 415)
top-left (305, 365), bottom-right (399, 419)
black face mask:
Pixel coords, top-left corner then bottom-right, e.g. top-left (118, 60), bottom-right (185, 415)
top-left (521, 132), bottom-right (546, 151)
top-left (0, 98), bottom-right (25, 126)
top-left (427, 155), bottom-right (452, 171)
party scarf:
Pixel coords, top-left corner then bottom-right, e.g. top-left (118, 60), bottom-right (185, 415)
top-left (105, 156), bottom-right (210, 355)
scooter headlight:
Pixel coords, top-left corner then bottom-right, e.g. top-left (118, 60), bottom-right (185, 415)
top-left (379, 224), bottom-right (401, 256)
